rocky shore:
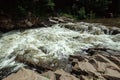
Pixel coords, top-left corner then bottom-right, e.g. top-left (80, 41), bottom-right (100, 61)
top-left (2, 48), bottom-right (120, 80)
top-left (0, 17), bottom-right (120, 80)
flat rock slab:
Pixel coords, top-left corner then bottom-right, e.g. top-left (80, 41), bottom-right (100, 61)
top-left (3, 68), bottom-right (49, 80)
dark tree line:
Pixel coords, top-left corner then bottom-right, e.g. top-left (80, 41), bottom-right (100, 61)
top-left (0, 0), bottom-right (120, 19)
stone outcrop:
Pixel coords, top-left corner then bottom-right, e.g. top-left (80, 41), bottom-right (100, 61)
top-left (41, 69), bottom-right (79, 80)
top-left (3, 48), bottom-right (120, 80)
top-left (3, 68), bottom-right (49, 80)
top-left (3, 68), bottom-right (79, 80)
top-left (70, 48), bottom-right (120, 80)
top-left (0, 16), bottom-right (74, 32)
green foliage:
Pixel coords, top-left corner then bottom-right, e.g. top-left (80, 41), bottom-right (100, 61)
top-left (88, 11), bottom-right (96, 19)
top-left (60, 13), bottom-right (75, 19)
top-left (93, 0), bottom-right (110, 16)
top-left (76, 0), bottom-right (110, 17)
top-left (45, 0), bottom-right (55, 11)
top-left (77, 7), bottom-right (86, 19)
top-left (1, 0), bottom-right (120, 19)
top-left (17, 5), bottom-right (27, 17)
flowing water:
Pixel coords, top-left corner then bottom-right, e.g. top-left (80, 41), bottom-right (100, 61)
top-left (0, 22), bottom-right (120, 77)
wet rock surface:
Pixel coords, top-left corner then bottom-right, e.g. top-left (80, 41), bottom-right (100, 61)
top-left (62, 22), bottom-right (120, 35)
top-left (2, 48), bottom-right (120, 80)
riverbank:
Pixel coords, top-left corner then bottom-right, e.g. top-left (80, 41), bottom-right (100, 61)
top-left (2, 48), bottom-right (120, 80)
top-left (83, 18), bottom-right (120, 28)
top-left (1, 15), bottom-right (120, 32)
top-left (0, 21), bottom-right (120, 80)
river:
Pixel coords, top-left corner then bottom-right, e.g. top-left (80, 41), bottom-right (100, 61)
top-left (0, 22), bottom-right (120, 78)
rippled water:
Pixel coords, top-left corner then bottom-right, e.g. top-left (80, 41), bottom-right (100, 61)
top-left (0, 22), bottom-right (120, 74)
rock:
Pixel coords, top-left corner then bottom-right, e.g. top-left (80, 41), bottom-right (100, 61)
top-left (80, 75), bottom-right (95, 80)
top-left (2, 48), bottom-right (120, 80)
top-left (41, 69), bottom-right (79, 80)
top-left (0, 18), bottom-right (15, 31)
top-left (74, 60), bottom-right (97, 73)
top-left (49, 17), bottom-right (74, 24)
top-left (3, 68), bottom-right (50, 80)
top-left (25, 20), bottom-right (33, 27)
top-left (109, 27), bottom-right (120, 35)
top-left (15, 54), bottom-right (54, 73)
top-left (51, 17), bottom-right (65, 23)
top-left (71, 48), bottom-right (120, 80)
top-left (59, 16), bottom-right (74, 22)
top-left (48, 18), bottom-right (58, 24)
top-left (55, 69), bottom-right (79, 80)
top-left (41, 71), bottom-right (56, 80)
top-left (103, 68), bottom-right (120, 79)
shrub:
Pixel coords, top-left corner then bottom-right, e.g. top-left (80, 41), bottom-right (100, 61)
top-left (77, 7), bottom-right (87, 19)
top-left (88, 11), bottom-right (96, 19)
top-left (45, 0), bottom-right (55, 11)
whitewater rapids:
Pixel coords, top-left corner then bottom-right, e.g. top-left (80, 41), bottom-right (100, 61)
top-left (0, 22), bottom-right (120, 73)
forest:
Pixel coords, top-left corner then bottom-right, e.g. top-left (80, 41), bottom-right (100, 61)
top-left (0, 0), bottom-right (120, 19)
